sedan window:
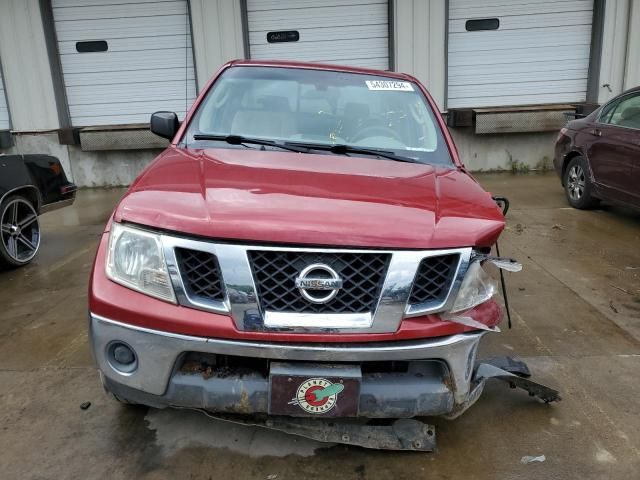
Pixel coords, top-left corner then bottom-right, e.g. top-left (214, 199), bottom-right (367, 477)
top-left (602, 93), bottom-right (640, 129)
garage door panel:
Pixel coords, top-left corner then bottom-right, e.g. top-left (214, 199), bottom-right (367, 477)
top-left (59, 49), bottom-right (193, 73)
top-left (67, 81), bottom-right (196, 105)
top-left (247, 0), bottom-right (389, 70)
top-left (52, 0), bottom-right (170, 7)
top-left (341, 58), bottom-right (389, 69)
top-left (449, 59), bottom-right (588, 77)
top-left (449, 79), bottom-right (587, 97)
top-left (449, 27), bottom-right (591, 52)
top-left (248, 7), bottom-right (387, 32)
top-left (449, 11), bottom-right (593, 33)
top-left (449, 92), bottom-right (588, 109)
top-left (71, 100), bottom-right (192, 127)
top-left (248, 24), bottom-right (388, 45)
top-left (248, 0), bottom-right (385, 11)
top-left (449, 67), bottom-right (589, 87)
top-left (52, 1), bottom-right (186, 21)
top-left (52, 0), bottom-right (196, 126)
top-left (449, 46), bottom-right (590, 68)
top-left (449, 0), bottom-right (590, 13)
top-left (63, 68), bottom-right (195, 87)
top-left (0, 68), bottom-right (9, 130)
top-left (58, 34), bottom-right (191, 55)
top-left (447, 0), bottom-right (594, 108)
top-left (0, 106), bottom-right (8, 130)
top-left (250, 39), bottom-right (388, 60)
top-left (250, 50), bottom-right (388, 65)
top-left (70, 98), bottom-right (191, 116)
top-left (450, 0), bottom-right (593, 19)
top-left (53, 15), bottom-right (189, 41)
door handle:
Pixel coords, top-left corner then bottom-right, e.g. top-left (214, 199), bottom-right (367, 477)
top-left (590, 128), bottom-right (602, 137)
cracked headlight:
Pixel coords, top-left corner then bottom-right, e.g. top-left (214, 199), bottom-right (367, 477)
top-left (105, 222), bottom-right (176, 303)
top-left (450, 260), bottom-right (496, 313)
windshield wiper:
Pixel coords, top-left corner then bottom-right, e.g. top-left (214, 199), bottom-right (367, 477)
top-left (284, 142), bottom-right (420, 164)
top-left (192, 134), bottom-right (309, 153)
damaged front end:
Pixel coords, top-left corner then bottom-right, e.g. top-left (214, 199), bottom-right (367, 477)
top-left (91, 197), bottom-right (561, 452)
top-left (199, 253), bottom-right (562, 451)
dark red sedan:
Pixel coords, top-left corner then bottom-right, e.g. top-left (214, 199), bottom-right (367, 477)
top-left (554, 86), bottom-right (640, 210)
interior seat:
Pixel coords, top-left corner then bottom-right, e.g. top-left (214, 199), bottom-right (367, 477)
top-left (230, 110), bottom-right (297, 139)
top-left (618, 106), bottom-right (640, 129)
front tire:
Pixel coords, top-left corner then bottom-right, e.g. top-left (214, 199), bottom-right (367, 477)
top-left (0, 195), bottom-right (41, 268)
top-left (563, 156), bottom-right (599, 209)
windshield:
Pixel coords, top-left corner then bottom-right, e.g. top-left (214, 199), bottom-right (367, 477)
top-left (184, 66), bottom-right (453, 165)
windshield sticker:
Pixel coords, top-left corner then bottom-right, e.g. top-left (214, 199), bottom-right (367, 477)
top-left (365, 80), bottom-right (414, 91)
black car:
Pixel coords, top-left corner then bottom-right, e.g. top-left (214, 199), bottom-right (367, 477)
top-left (0, 154), bottom-right (76, 268)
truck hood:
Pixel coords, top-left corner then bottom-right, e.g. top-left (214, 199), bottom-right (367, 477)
top-left (114, 147), bottom-right (504, 249)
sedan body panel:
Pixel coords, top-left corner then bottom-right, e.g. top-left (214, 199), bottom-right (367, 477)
top-left (587, 124), bottom-right (638, 204)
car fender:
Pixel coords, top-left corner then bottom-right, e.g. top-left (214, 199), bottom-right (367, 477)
top-left (0, 155), bottom-right (42, 210)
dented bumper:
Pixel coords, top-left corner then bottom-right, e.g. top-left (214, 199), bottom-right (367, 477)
top-left (90, 313), bottom-right (489, 418)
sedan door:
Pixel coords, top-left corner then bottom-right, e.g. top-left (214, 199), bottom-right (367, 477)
top-left (587, 92), bottom-right (640, 205)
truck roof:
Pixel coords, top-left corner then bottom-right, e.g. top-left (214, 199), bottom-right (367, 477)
top-left (226, 59), bottom-right (417, 82)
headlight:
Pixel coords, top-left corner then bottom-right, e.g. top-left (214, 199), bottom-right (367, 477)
top-left (450, 260), bottom-right (496, 313)
top-left (105, 222), bottom-right (176, 302)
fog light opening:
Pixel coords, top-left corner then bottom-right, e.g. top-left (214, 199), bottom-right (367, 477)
top-left (107, 341), bottom-right (138, 374)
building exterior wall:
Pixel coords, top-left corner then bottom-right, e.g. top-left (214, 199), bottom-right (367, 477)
top-left (450, 129), bottom-right (557, 172)
top-left (595, 0), bottom-right (640, 100)
top-left (393, 0), bottom-right (446, 111)
top-left (0, 0), bottom-right (638, 185)
top-left (0, 0), bottom-right (59, 131)
top-left (624, 0), bottom-right (640, 89)
top-left (189, 0), bottom-right (245, 92)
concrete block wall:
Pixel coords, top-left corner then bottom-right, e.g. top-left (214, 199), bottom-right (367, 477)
top-left (449, 130), bottom-right (557, 172)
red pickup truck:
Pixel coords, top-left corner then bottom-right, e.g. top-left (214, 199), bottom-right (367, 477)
top-left (89, 61), bottom-right (556, 448)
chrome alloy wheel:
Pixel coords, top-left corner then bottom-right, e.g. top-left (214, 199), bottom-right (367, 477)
top-left (0, 198), bottom-right (40, 263)
top-left (567, 164), bottom-right (586, 201)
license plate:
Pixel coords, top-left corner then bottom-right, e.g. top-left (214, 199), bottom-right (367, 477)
top-left (269, 363), bottom-right (361, 417)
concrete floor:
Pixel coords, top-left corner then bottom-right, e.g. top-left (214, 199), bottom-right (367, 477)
top-left (1, 172), bottom-right (640, 479)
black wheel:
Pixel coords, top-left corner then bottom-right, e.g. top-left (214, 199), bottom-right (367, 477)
top-left (0, 195), bottom-right (41, 268)
top-left (563, 156), bottom-right (600, 209)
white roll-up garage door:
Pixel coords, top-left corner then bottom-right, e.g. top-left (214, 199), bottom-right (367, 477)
top-left (448, 0), bottom-right (594, 109)
top-left (0, 65), bottom-right (9, 130)
top-left (246, 0), bottom-right (389, 70)
top-left (51, 0), bottom-right (196, 126)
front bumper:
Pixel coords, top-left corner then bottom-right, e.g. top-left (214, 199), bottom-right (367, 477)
top-left (90, 313), bottom-right (487, 418)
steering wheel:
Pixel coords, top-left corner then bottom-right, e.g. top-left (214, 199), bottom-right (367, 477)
top-left (350, 125), bottom-right (403, 143)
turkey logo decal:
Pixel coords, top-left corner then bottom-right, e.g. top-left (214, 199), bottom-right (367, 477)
top-left (288, 378), bottom-right (345, 414)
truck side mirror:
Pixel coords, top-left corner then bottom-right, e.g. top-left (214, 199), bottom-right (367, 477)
top-left (150, 111), bottom-right (180, 140)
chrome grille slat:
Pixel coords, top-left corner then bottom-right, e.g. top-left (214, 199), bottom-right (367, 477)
top-left (175, 248), bottom-right (226, 303)
top-left (248, 250), bottom-right (391, 314)
top-left (408, 254), bottom-right (460, 305)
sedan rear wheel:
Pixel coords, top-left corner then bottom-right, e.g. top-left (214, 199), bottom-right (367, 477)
top-left (563, 156), bottom-right (599, 209)
top-left (0, 195), bottom-right (41, 268)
